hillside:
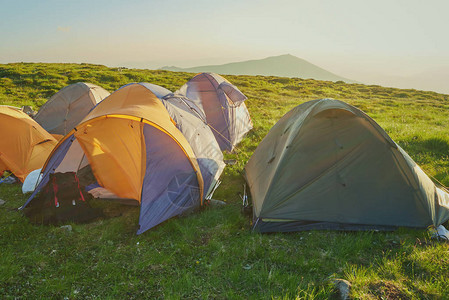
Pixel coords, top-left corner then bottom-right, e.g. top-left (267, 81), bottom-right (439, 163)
top-left (161, 54), bottom-right (356, 83)
top-left (1, 63), bottom-right (449, 298)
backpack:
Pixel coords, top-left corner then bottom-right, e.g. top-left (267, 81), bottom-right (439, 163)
top-left (24, 172), bottom-right (103, 224)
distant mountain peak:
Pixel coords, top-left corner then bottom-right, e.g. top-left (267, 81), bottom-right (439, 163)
top-left (161, 54), bottom-right (355, 83)
top-left (274, 53), bottom-right (295, 58)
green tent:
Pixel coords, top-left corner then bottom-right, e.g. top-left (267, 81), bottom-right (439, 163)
top-left (245, 99), bottom-right (449, 232)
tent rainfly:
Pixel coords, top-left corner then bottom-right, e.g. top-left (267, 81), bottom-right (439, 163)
top-left (245, 99), bottom-right (449, 232)
top-left (175, 73), bottom-right (253, 151)
top-left (34, 82), bottom-right (110, 135)
top-left (22, 84), bottom-right (204, 234)
top-left (136, 82), bottom-right (225, 198)
top-left (0, 106), bottom-right (58, 182)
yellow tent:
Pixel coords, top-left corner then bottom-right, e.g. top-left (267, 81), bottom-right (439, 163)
top-left (0, 106), bottom-right (58, 182)
top-left (23, 84), bottom-right (204, 234)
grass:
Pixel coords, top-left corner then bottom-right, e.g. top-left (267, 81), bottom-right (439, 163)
top-left (1, 62), bottom-right (449, 298)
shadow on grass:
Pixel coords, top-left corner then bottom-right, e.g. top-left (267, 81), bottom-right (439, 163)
top-left (397, 137), bottom-right (449, 184)
top-left (398, 137), bottom-right (449, 158)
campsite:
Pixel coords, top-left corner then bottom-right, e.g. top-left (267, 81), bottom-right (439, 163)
top-left (1, 62), bottom-right (449, 298)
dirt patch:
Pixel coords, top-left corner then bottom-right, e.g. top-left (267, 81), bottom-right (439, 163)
top-left (199, 234), bottom-right (210, 245)
top-left (369, 281), bottom-right (410, 300)
top-left (193, 233), bottom-right (211, 246)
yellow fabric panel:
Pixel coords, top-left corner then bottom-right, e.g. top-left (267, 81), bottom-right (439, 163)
top-left (51, 134), bottom-right (64, 141)
top-left (75, 118), bottom-right (145, 201)
top-left (27, 140), bottom-right (59, 175)
top-left (0, 106), bottom-right (57, 181)
top-left (75, 84), bottom-right (204, 201)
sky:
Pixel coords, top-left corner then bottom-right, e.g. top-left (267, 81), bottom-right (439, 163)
top-left (1, 0), bottom-right (448, 93)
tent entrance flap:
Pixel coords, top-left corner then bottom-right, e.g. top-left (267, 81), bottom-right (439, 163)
top-left (55, 139), bottom-right (89, 173)
top-left (138, 123), bottom-right (201, 233)
top-left (75, 118), bottom-right (146, 201)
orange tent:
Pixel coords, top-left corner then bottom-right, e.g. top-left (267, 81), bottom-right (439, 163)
top-left (0, 106), bottom-right (58, 182)
top-left (23, 84), bottom-right (204, 234)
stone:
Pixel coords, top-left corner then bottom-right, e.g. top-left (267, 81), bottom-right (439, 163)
top-left (209, 199), bottom-right (227, 206)
top-left (333, 279), bottom-right (351, 300)
top-left (60, 225), bottom-right (72, 232)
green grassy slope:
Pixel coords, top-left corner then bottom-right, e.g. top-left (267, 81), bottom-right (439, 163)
top-left (1, 63), bottom-right (448, 299)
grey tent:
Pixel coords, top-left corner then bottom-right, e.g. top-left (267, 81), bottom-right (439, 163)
top-left (34, 82), bottom-right (110, 135)
top-left (137, 83), bottom-right (225, 198)
top-left (176, 73), bottom-right (253, 151)
top-left (245, 99), bottom-right (449, 232)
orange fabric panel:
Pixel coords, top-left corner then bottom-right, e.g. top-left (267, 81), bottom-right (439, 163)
top-left (0, 159), bottom-right (7, 173)
top-left (75, 118), bottom-right (145, 201)
top-left (80, 84), bottom-right (172, 126)
top-left (0, 106), bottom-right (57, 181)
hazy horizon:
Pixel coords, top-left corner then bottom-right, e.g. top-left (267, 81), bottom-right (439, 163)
top-left (1, 0), bottom-right (448, 94)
